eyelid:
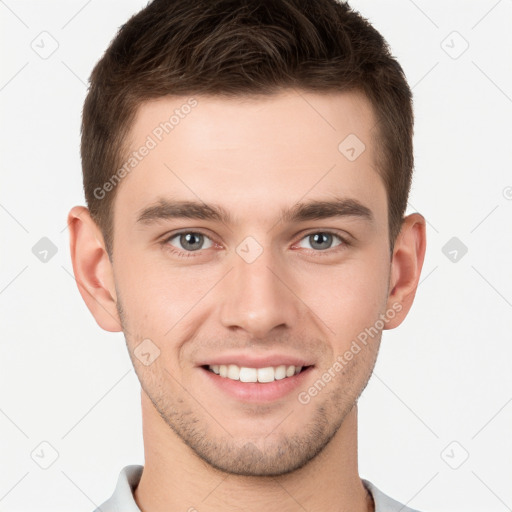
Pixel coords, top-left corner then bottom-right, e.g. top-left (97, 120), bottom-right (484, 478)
top-left (162, 229), bottom-right (218, 247)
top-left (292, 229), bottom-right (351, 250)
top-left (161, 228), bottom-right (349, 242)
top-left (297, 227), bottom-right (351, 240)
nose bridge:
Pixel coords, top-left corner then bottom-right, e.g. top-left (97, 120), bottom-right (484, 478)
top-left (219, 238), bottom-right (299, 337)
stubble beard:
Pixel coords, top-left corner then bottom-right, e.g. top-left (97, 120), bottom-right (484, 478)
top-left (116, 293), bottom-right (380, 477)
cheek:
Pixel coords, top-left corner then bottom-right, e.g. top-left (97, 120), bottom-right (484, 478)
top-left (294, 253), bottom-right (389, 341)
top-left (114, 239), bottom-right (390, 347)
top-left (114, 251), bottom-right (168, 333)
top-left (114, 250), bottom-right (218, 335)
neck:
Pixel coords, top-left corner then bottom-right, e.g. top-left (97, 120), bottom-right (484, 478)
top-left (134, 392), bottom-right (373, 512)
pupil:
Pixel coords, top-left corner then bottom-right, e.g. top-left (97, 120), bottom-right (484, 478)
top-left (311, 233), bottom-right (331, 250)
top-left (182, 233), bottom-right (202, 251)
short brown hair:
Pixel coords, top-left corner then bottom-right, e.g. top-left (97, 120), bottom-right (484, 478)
top-left (81, 0), bottom-right (414, 257)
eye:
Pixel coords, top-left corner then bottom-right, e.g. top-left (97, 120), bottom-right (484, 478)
top-left (165, 231), bottom-right (214, 252)
top-left (161, 230), bottom-right (348, 258)
top-left (296, 231), bottom-right (346, 251)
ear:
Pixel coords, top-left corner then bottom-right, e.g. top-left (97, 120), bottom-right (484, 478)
top-left (384, 212), bottom-right (427, 329)
top-left (67, 206), bottom-right (122, 332)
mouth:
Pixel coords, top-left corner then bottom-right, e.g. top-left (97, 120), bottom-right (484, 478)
top-left (202, 364), bottom-right (312, 383)
top-left (197, 354), bottom-right (315, 403)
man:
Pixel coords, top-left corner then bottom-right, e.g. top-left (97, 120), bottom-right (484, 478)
top-left (68, 0), bottom-right (426, 511)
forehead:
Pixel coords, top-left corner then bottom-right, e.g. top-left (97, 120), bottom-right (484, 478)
top-left (114, 89), bottom-right (387, 229)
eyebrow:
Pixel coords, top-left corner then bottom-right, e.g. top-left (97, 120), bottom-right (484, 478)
top-left (136, 197), bottom-right (374, 226)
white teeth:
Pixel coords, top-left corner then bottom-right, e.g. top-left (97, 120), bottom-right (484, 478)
top-left (257, 367), bottom-right (274, 383)
top-left (208, 364), bottom-right (304, 382)
top-left (227, 364), bottom-right (240, 380)
top-left (274, 365), bottom-right (287, 380)
top-left (239, 367), bottom-right (258, 382)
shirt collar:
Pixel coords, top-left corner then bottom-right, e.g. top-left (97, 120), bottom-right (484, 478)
top-left (96, 465), bottom-right (420, 512)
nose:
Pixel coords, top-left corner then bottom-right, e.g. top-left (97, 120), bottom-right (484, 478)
top-left (219, 243), bottom-right (301, 339)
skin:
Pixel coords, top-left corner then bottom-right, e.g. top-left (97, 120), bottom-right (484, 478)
top-left (68, 90), bottom-right (426, 512)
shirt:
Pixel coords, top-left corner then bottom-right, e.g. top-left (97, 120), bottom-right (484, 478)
top-left (93, 465), bottom-right (422, 512)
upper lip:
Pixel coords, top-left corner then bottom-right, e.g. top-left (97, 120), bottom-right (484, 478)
top-left (197, 353), bottom-right (314, 369)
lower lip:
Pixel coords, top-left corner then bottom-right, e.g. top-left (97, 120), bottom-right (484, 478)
top-left (200, 366), bottom-right (314, 403)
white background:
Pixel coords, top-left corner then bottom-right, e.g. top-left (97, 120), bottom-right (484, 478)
top-left (1, 1), bottom-right (511, 511)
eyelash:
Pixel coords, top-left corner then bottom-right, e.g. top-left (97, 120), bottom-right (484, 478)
top-left (160, 230), bottom-right (351, 259)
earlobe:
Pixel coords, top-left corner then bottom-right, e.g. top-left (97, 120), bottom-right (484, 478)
top-left (384, 213), bottom-right (427, 330)
top-left (67, 206), bottom-right (122, 332)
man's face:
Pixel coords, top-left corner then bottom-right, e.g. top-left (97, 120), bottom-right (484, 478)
top-left (112, 90), bottom-right (392, 476)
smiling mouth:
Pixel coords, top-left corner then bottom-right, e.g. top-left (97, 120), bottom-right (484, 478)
top-left (202, 364), bottom-right (312, 383)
